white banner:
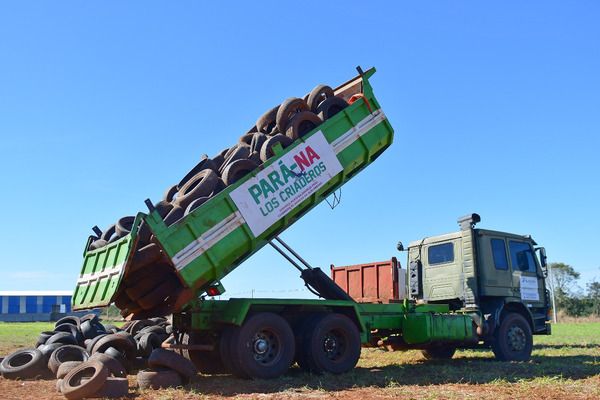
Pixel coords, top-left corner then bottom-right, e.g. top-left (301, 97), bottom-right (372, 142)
top-left (520, 276), bottom-right (539, 301)
top-left (230, 131), bottom-right (343, 237)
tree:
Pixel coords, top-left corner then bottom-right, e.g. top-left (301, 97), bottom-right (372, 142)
top-left (549, 263), bottom-right (580, 310)
top-left (587, 280), bottom-right (600, 317)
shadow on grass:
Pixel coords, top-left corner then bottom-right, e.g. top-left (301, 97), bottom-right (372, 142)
top-left (180, 352), bottom-right (600, 397)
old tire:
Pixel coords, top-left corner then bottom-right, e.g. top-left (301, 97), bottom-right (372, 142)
top-left (136, 332), bottom-right (162, 358)
top-left (162, 184), bottom-right (179, 203)
top-left (256, 105), bottom-right (280, 134)
top-left (100, 224), bottom-right (116, 242)
top-left (137, 276), bottom-right (181, 310)
top-left (221, 159), bottom-right (259, 186)
top-left (60, 360), bottom-right (109, 400)
top-left (307, 84), bottom-right (334, 112)
top-left (148, 348), bottom-right (198, 384)
top-left (300, 313), bottom-right (360, 374)
top-left (125, 267), bottom-right (170, 301)
top-left (260, 134), bottom-right (294, 162)
top-left (46, 331), bottom-right (78, 346)
top-left (276, 97), bottom-right (309, 134)
top-left (48, 345), bottom-right (89, 375)
top-left (491, 312), bottom-right (533, 362)
top-left (316, 96), bottom-right (348, 121)
top-left (184, 196), bottom-right (210, 216)
top-left (285, 111), bottom-right (322, 141)
top-left (137, 368), bottom-right (183, 389)
top-left (89, 352), bottom-right (127, 378)
top-left (84, 376), bottom-right (129, 398)
top-left (229, 312), bottom-right (295, 379)
top-left (115, 216), bottom-right (135, 238)
top-left (91, 334), bottom-right (136, 364)
top-left (421, 346), bottom-right (457, 360)
top-left (176, 169), bottom-right (219, 209)
top-left (56, 361), bottom-right (84, 379)
top-left (177, 156), bottom-right (217, 191)
top-left (0, 348), bottom-right (47, 380)
top-left (250, 132), bottom-right (268, 154)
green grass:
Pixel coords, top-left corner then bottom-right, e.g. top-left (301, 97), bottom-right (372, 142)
top-left (0, 322), bottom-right (598, 399)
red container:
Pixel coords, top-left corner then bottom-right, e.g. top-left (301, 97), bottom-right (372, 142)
top-left (330, 257), bottom-right (405, 303)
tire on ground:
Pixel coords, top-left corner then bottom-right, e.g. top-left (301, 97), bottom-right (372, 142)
top-left (148, 348), bottom-right (198, 384)
top-left (60, 360), bottom-right (109, 400)
top-left (48, 345), bottom-right (89, 375)
top-left (89, 352), bottom-right (127, 378)
top-left (137, 368), bottom-right (183, 389)
top-left (421, 346), bottom-right (456, 360)
top-left (0, 348), bottom-right (47, 380)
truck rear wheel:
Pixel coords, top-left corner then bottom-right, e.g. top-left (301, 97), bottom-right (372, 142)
top-left (225, 312), bottom-right (295, 379)
top-left (300, 313), bottom-right (361, 374)
top-left (421, 346), bottom-right (456, 360)
top-left (491, 312), bottom-right (533, 361)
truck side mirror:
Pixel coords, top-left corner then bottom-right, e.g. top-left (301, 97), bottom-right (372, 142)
top-left (536, 247), bottom-right (547, 276)
top-left (397, 242), bottom-right (404, 252)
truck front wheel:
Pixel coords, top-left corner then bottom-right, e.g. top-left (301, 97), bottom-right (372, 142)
top-left (491, 312), bottom-right (533, 362)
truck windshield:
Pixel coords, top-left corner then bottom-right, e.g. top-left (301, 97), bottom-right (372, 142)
top-left (508, 241), bottom-right (537, 273)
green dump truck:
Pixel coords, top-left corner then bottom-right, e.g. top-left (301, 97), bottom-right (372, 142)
top-left (72, 68), bottom-right (551, 379)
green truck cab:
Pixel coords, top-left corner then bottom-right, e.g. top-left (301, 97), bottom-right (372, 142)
top-left (405, 213), bottom-right (551, 360)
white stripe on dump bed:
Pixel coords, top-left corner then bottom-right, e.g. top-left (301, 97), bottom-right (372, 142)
top-left (172, 211), bottom-right (245, 271)
top-left (331, 109), bottom-right (387, 155)
top-left (172, 109), bottom-right (388, 271)
top-left (76, 262), bottom-right (125, 287)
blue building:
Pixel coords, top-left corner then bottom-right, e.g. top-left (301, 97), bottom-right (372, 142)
top-left (0, 291), bottom-right (75, 322)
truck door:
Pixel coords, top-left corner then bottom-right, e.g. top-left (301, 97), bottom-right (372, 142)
top-left (477, 236), bottom-right (514, 297)
top-left (507, 241), bottom-right (545, 304)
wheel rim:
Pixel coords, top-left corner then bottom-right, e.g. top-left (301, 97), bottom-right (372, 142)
top-left (252, 329), bottom-right (281, 366)
top-left (507, 325), bottom-right (527, 352)
top-left (322, 329), bottom-right (347, 362)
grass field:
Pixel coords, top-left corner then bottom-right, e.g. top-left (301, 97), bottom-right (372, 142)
top-left (0, 321), bottom-right (598, 399)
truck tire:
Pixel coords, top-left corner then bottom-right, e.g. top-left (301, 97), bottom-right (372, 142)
top-left (176, 169), bottom-right (219, 209)
top-left (307, 84), bottom-right (334, 112)
top-left (60, 360), bottom-right (109, 400)
top-left (316, 96), bottom-right (348, 121)
top-left (276, 97), bottom-right (309, 134)
top-left (229, 312), bottom-right (295, 379)
top-left (421, 346), bottom-right (457, 360)
top-left (260, 134), bottom-right (294, 162)
top-left (219, 325), bottom-right (248, 378)
top-left (300, 313), bottom-right (361, 374)
top-left (182, 332), bottom-right (227, 374)
top-left (0, 348), bottom-right (47, 380)
top-left (491, 312), bottom-right (533, 362)
top-left (285, 111), bottom-right (322, 141)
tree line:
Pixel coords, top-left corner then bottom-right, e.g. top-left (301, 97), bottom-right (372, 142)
top-left (549, 262), bottom-right (600, 318)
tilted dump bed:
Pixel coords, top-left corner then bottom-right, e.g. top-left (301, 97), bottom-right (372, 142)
top-left (72, 68), bottom-right (394, 317)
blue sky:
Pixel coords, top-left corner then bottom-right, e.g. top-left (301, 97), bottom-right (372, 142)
top-left (1, 2), bottom-right (598, 299)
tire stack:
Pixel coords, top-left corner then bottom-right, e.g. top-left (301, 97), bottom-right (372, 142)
top-left (86, 84), bottom-right (349, 318)
top-left (0, 315), bottom-right (184, 398)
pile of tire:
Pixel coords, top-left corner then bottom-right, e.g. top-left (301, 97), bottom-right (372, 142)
top-left (0, 314), bottom-right (184, 398)
top-left (86, 84), bottom-right (349, 318)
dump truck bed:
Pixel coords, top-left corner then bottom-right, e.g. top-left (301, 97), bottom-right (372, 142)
top-left (72, 68), bottom-right (394, 316)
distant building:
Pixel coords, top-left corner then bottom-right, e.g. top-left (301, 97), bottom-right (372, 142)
top-left (0, 291), bottom-right (90, 322)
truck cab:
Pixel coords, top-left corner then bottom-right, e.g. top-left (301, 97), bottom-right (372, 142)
top-left (406, 213), bottom-right (551, 360)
